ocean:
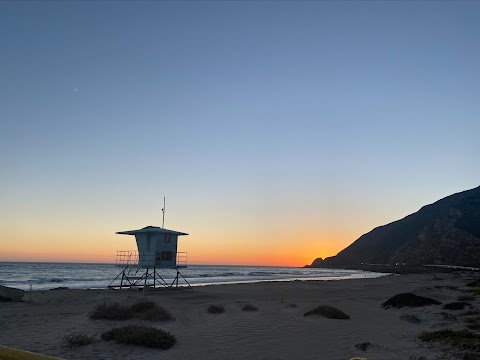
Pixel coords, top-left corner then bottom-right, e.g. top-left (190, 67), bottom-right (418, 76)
top-left (0, 262), bottom-right (385, 291)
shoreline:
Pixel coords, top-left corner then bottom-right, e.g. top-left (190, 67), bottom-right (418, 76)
top-left (1, 272), bottom-right (479, 360)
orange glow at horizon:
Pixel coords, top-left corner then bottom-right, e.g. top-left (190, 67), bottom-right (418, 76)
top-left (0, 224), bottom-right (359, 267)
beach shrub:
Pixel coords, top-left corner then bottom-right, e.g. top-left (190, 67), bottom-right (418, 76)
top-left (63, 332), bottom-right (96, 347)
top-left (101, 324), bottom-right (176, 349)
top-left (131, 300), bottom-right (175, 321)
top-left (443, 302), bottom-right (471, 311)
top-left (354, 342), bottom-right (372, 351)
top-left (90, 302), bottom-right (133, 320)
top-left (286, 303), bottom-right (298, 308)
top-left (382, 293), bottom-right (441, 309)
top-left (409, 356), bottom-right (427, 360)
top-left (419, 329), bottom-right (480, 352)
top-left (207, 304), bottom-right (225, 314)
top-left (242, 304), bottom-right (258, 312)
top-left (303, 305), bottom-right (350, 319)
top-left (400, 313), bottom-right (422, 324)
top-left (90, 301), bottom-right (174, 321)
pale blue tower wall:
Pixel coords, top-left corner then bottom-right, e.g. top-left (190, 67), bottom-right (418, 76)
top-left (135, 233), bottom-right (178, 269)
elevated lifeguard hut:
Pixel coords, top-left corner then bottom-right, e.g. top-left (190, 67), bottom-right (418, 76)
top-left (108, 226), bottom-right (191, 290)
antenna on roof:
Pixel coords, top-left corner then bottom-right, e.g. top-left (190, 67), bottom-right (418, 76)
top-left (162, 196), bottom-right (166, 228)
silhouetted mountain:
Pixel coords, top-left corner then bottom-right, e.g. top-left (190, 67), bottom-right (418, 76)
top-left (309, 186), bottom-right (480, 269)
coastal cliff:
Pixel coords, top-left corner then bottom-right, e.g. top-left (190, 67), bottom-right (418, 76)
top-left (308, 186), bottom-right (480, 270)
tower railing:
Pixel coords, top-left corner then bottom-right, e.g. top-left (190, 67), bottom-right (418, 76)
top-left (114, 250), bottom-right (188, 268)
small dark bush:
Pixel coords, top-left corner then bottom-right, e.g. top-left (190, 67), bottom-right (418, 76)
top-left (400, 313), bottom-right (422, 324)
top-left (459, 295), bottom-right (475, 302)
top-left (90, 301), bottom-right (174, 322)
top-left (242, 304), bottom-right (258, 312)
top-left (304, 305), bottom-right (350, 319)
top-left (90, 302), bottom-right (133, 320)
top-left (382, 293), bottom-right (441, 309)
top-left (63, 332), bottom-right (96, 347)
top-left (354, 342), bottom-right (372, 351)
top-left (286, 303), bottom-right (298, 308)
top-left (207, 304), bottom-right (225, 314)
top-left (101, 324), bottom-right (176, 349)
top-left (131, 301), bottom-right (175, 321)
top-left (130, 300), bottom-right (157, 313)
top-left (443, 302), bottom-right (471, 311)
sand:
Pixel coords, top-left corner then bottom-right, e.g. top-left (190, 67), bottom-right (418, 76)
top-left (1, 272), bottom-right (479, 360)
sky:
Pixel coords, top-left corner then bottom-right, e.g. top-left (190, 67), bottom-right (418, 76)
top-left (0, 1), bottom-right (479, 267)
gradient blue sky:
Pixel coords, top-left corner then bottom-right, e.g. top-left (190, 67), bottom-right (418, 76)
top-left (1, 1), bottom-right (479, 265)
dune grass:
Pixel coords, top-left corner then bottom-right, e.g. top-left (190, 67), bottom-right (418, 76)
top-left (382, 293), bottom-right (441, 309)
top-left (443, 302), bottom-right (471, 311)
top-left (90, 300), bottom-right (174, 321)
top-left (207, 304), bottom-right (225, 314)
top-left (101, 324), bottom-right (176, 349)
top-left (63, 332), bottom-right (96, 347)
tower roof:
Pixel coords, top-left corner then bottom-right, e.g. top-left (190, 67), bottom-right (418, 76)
top-left (116, 226), bottom-right (188, 236)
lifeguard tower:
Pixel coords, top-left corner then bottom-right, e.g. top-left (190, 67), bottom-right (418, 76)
top-left (108, 226), bottom-right (191, 290)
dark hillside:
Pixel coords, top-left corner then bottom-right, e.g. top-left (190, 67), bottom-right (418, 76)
top-left (310, 186), bottom-right (480, 268)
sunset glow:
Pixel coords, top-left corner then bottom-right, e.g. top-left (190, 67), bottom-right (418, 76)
top-left (1, 1), bottom-right (479, 266)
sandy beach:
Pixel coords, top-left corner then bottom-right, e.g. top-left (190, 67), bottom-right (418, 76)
top-left (1, 272), bottom-right (479, 360)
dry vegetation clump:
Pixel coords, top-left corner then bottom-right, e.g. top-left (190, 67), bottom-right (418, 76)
top-left (382, 293), bottom-right (441, 309)
top-left (354, 342), bottom-right (372, 351)
top-left (101, 324), bottom-right (176, 349)
top-left (90, 300), bottom-right (174, 321)
top-left (242, 304), bottom-right (258, 312)
top-left (285, 303), bottom-right (298, 308)
top-left (130, 300), bottom-right (175, 321)
top-left (303, 305), bottom-right (350, 319)
top-left (419, 329), bottom-right (480, 352)
top-left (63, 332), bottom-right (96, 347)
top-left (400, 313), bottom-right (422, 324)
top-left (443, 302), bottom-right (471, 311)
top-left (207, 304), bottom-right (225, 314)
